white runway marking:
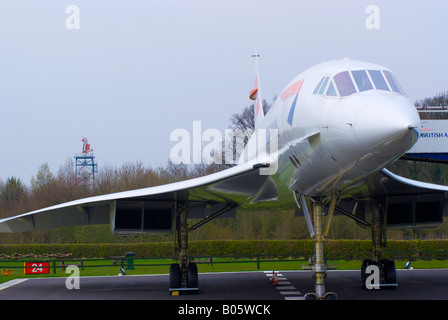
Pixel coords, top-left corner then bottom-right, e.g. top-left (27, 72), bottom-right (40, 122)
top-left (0, 279), bottom-right (28, 291)
top-left (264, 271), bottom-right (304, 300)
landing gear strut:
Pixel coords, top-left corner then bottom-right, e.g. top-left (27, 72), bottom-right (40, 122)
top-left (168, 198), bottom-right (237, 295)
top-left (169, 198), bottom-right (198, 295)
top-left (360, 206), bottom-right (397, 290)
top-left (298, 193), bottom-right (338, 300)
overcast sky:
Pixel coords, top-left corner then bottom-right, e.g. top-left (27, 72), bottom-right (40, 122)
top-left (0, 0), bottom-right (446, 185)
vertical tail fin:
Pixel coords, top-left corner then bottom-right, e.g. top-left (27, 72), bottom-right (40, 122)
top-left (249, 48), bottom-right (264, 129)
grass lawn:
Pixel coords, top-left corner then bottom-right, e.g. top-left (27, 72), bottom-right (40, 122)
top-left (0, 257), bottom-right (447, 284)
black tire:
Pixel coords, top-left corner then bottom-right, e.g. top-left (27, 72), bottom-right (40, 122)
top-left (324, 292), bottom-right (337, 300)
top-left (361, 259), bottom-right (374, 289)
top-left (169, 263), bottom-right (181, 289)
top-left (381, 259), bottom-right (396, 289)
top-left (304, 293), bottom-right (318, 300)
top-left (186, 262), bottom-right (198, 288)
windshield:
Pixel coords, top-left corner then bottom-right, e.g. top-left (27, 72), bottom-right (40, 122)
top-left (329, 69), bottom-right (404, 97)
top-left (368, 70), bottom-right (389, 91)
top-left (334, 71), bottom-right (356, 97)
top-left (352, 70), bottom-right (373, 92)
top-left (383, 70), bottom-right (404, 94)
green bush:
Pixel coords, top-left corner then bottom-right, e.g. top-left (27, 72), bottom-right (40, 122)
top-left (1, 240), bottom-right (448, 259)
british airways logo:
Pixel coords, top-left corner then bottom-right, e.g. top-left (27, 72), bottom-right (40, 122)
top-left (281, 79), bottom-right (304, 125)
top-left (281, 79), bottom-right (304, 100)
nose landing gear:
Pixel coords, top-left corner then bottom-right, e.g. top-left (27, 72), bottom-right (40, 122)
top-left (297, 192), bottom-right (338, 300)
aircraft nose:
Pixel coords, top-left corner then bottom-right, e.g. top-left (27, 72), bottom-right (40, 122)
top-left (353, 98), bottom-right (420, 150)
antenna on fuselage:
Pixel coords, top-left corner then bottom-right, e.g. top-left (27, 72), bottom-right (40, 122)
top-left (250, 48), bottom-right (264, 129)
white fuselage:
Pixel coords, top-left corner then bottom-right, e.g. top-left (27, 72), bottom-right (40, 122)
top-left (247, 59), bottom-right (420, 201)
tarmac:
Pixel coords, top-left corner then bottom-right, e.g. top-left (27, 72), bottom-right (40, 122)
top-left (0, 268), bottom-right (448, 300)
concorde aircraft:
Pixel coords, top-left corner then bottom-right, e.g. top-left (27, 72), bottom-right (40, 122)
top-left (1, 55), bottom-right (447, 300)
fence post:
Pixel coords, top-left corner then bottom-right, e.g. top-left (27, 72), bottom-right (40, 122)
top-left (256, 254), bottom-right (260, 270)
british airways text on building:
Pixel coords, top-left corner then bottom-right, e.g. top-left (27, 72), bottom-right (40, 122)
top-left (420, 132), bottom-right (448, 138)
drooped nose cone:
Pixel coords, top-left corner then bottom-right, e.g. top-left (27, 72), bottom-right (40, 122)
top-left (353, 97), bottom-right (420, 152)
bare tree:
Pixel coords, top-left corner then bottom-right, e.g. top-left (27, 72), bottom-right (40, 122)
top-left (229, 99), bottom-right (272, 133)
top-left (415, 91), bottom-right (448, 107)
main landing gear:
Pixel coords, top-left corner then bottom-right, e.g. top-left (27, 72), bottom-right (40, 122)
top-left (169, 263), bottom-right (198, 293)
top-left (169, 199), bottom-right (198, 295)
top-left (360, 206), bottom-right (397, 290)
top-left (168, 196), bottom-right (237, 295)
top-left (360, 258), bottom-right (396, 290)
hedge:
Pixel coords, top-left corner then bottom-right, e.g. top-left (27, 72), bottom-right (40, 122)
top-left (1, 240), bottom-right (448, 259)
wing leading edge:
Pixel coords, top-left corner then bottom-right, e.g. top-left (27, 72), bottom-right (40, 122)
top-left (0, 161), bottom-right (275, 234)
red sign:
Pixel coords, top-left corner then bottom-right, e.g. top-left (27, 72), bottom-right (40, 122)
top-left (24, 262), bottom-right (50, 275)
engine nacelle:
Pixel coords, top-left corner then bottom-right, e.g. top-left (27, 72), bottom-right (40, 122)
top-left (338, 193), bottom-right (445, 230)
top-left (109, 200), bottom-right (174, 236)
top-left (385, 193), bottom-right (445, 229)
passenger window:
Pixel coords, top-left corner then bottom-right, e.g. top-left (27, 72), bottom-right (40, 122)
top-left (318, 77), bottom-right (329, 95)
top-left (351, 70), bottom-right (373, 92)
top-left (313, 77), bottom-right (325, 94)
top-left (383, 70), bottom-right (403, 94)
top-left (334, 71), bottom-right (356, 97)
top-left (326, 81), bottom-right (337, 96)
top-left (368, 70), bottom-right (389, 91)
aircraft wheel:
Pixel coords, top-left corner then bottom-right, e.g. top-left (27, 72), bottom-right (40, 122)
top-left (186, 262), bottom-right (198, 288)
top-left (360, 259), bottom-right (374, 289)
top-left (381, 259), bottom-right (396, 289)
top-left (304, 292), bottom-right (318, 300)
top-left (169, 263), bottom-right (181, 288)
top-left (324, 292), bottom-right (337, 300)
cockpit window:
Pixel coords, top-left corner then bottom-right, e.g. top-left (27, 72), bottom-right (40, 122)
top-left (318, 77), bottom-right (329, 95)
top-left (351, 70), bottom-right (373, 92)
top-left (313, 77), bottom-right (325, 94)
top-left (383, 70), bottom-right (403, 94)
top-left (368, 70), bottom-right (389, 91)
top-left (319, 69), bottom-right (404, 99)
top-left (334, 71), bottom-right (356, 97)
top-left (326, 81), bottom-right (337, 96)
